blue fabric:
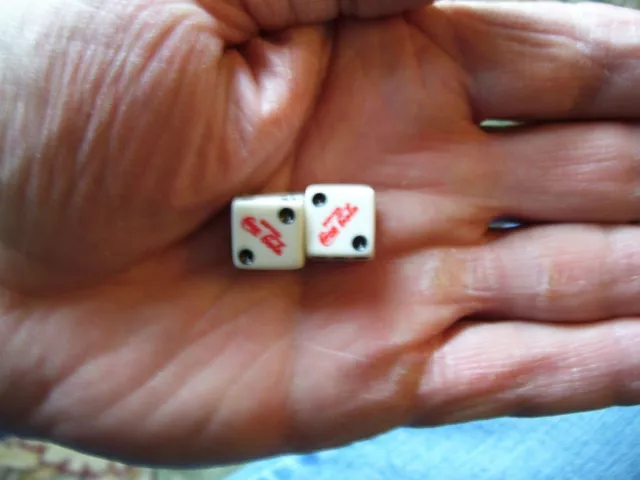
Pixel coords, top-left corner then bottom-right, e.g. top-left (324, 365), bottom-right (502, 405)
top-left (228, 407), bottom-right (640, 479)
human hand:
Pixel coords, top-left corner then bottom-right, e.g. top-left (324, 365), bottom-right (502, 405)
top-left (1, 0), bottom-right (639, 466)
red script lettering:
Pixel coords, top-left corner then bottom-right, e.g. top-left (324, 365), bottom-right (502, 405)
top-left (319, 203), bottom-right (359, 247)
top-left (241, 216), bottom-right (286, 256)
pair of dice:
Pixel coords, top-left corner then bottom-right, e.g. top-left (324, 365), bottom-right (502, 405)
top-left (231, 184), bottom-right (376, 270)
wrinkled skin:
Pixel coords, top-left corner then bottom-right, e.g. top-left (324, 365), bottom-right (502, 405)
top-left (1, 0), bottom-right (640, 466)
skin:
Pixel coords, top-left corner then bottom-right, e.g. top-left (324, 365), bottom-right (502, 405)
top-left (1, 0), bottom-right (640, 466)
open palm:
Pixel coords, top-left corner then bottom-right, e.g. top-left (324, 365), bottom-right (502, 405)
top-left (2, 0), bottom-right (640, 465)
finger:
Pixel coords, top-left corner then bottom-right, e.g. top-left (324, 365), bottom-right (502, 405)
top-left (415, 318), bottom-right (640, 425)
top-left (204, 0), bottom-right (434, 35)
top-left (464, 224), bottom-right (640, 322)
top-left (488, 122), bottom-right (640, 222)
top-left (414, 1), bottom-right (640, 120)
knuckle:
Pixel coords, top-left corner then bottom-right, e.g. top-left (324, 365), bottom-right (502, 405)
top-left (533, 227), bottom-right (609, 319)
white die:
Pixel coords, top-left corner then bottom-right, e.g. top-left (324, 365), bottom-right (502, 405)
top-left (231, 193), bottom-right (306, 270)
top-left (304, 184), bottom-right (376, 259)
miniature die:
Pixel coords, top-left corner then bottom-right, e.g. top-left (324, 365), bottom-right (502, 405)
top-left (303, 184), bottom-right (375, 259)
top-left (231, 193), bottom-right (306, 270)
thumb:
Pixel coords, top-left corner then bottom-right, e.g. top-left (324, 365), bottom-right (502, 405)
top-left (224, 0), bottom-right (434, 31)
